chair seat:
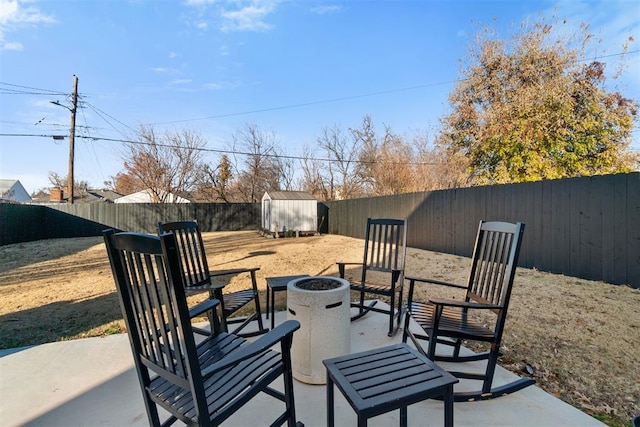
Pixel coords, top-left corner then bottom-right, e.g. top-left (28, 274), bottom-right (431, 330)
top-left (149, 335), bottom-right (284, 424)
top-left (408, 301), bottom-right (495, 341)
top-left (223, 289), bottom-right (258, 315)
top-left (350, 281), bottom-right (393, 294)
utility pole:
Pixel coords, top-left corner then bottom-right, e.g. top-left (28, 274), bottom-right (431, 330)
top-left (68, 75), bottom-right (78, 204)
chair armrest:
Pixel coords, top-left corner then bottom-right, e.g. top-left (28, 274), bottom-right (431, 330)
top-left (405, 276), bottom-right (467, 290)
top-left (391, 268), bottom-right (403, 285)
top-left (209, 267), bottom-right (260, 278)
top-left (201, 320), bottom-right (301, 376)
top-left (336, 262), bottom-right (364, 278)
top-left (186, 283), bottom-right (225, 292)
top-left (188, 298), bottom-right (220, 318)
top-left (429, 297), bottom-right (501, 310)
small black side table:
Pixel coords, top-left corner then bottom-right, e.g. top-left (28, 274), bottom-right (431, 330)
top-left (265, 275), bottom-right (309, 330)
top-left (323, 343), bottom-right (458, 427)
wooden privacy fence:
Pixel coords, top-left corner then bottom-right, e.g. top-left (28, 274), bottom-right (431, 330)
top-left (0, 203), bottom-right (260, 244)
top-left (1, 173), bottom-right (638, 287)
top-left (323, 172), bottom-right (639, 288)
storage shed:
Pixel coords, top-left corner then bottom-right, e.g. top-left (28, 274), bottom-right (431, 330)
top-left (261, 191), bottom-right (317, 236)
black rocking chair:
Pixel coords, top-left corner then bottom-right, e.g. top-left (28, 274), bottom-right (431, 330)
top-left (402, 220), bottom-right (535, 401)
top-left (158, 220), bottom-right (267, 337)
top-left (338, 218), bottom-right (407, 337)
top-left (103, 229), bottom-right (303, 427)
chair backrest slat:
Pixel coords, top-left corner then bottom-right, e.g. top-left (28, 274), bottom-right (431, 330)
top-left (158, 220), bottom-right (210, 288)
top-left (363, 218), bottom-right (407, 274)
top-left (466, 221), bottom-right (524, 314)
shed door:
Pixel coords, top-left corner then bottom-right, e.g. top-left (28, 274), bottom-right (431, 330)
top-left (263, 199), bottom-right (271, 230)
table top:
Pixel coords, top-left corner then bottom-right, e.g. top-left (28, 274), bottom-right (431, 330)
top-left (323, 343), bottom-right (458, 417)
top-left (266, 275), bottom-right (310, 290)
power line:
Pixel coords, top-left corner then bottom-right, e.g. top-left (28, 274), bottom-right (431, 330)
top-left (143, 79), bottom-right (461, 126)
top-left (0, 132), bottom-right (442, 166)
top-left (0, 81), bottom-right (67, 96)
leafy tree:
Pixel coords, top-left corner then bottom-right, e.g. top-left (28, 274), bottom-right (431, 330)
top-left (120, 127), bottom-right (206, 202)
top-left (438, 17), bottom-right (638, 184)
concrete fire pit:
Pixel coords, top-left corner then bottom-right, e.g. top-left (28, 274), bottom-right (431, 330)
top-left (287, 276), bottom-right (350, 384)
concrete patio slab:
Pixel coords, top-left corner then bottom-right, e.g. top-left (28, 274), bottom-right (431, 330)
top-left (0, 305), bottom-right (603, 426)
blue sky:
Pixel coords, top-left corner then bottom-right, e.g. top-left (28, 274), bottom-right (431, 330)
top-left (1, 0), bottom-right (639, 194)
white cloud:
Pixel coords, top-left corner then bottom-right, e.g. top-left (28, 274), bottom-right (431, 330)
top-left (0, 0), bottom-right (56, 51)
top-left (183, 0), bottom-right (218, 6)
top-left (310, 5), bottom-right (341, 15)
top-left (151, 67), bottom-right (168, 73)
top-left (2, 40), bottom-right (22, 50)
top-left (203, 80), bottom-right (240, 90)
top-left (169, 79), bottom-right (192, 85)
top-left (184, 0), bottom-right (281, 33)
top-left (220, 2), bottom-right (278, 33)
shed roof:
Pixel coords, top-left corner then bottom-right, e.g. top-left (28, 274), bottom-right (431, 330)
top-left (265, 191), bottom-right (316, 201)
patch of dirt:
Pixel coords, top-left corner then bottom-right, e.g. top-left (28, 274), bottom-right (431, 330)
top-left (0, 231), bottom-right (638, 424)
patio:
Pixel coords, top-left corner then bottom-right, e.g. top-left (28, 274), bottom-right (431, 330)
top-left (0, 304), bottom-right (604, 426)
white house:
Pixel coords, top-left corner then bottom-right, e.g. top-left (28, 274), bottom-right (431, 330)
top-left (0, 179), bottom-right (31, 203)
top-left (114, 189), bottom-right (191, 204)
top-left (261, 191), bottom-right (317, 235)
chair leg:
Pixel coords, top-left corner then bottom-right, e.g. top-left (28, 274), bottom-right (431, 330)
top-left (387, 291), bottom-right (396, 337)
top-left (402, 310), bottom-right (411, 344)
top-left (482, 344), bottom-right (500, 394)
top-left (427, 305), bottom-right (443, 360)
top-left (282, 336), bottom-right (299, 427)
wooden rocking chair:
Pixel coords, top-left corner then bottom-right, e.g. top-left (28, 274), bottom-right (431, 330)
top-left (402, 220), bottom-right (535, 401)
top-left (103, 229), bottom-right (303, 427)
top-left (158, 220), bottom-right (267, 337)
top-left (338, 218), bottom-right (407, 337)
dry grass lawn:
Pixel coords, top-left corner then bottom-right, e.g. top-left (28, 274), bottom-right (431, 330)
top-left (0, 231), bottom-right (638, 425)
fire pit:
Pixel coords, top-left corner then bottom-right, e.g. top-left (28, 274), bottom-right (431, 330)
top-left (287, 276), bottom-right (350, 384)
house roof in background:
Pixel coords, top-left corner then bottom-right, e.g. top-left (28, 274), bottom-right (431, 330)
top-left (0, 179), bottom-right (31, 202)
top-left (0, 179), bottom-right (18, 194)
top-left (114, 189), bottom-right (191, 203)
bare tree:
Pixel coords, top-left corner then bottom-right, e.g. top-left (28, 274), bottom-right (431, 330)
top-left (300, 144), bottom-right (332, 201)
top-left (316, 124), bottom-right (364, 200)
top-left (47, 171), bottom-right (90, 197)
top-left (121, 126), bottom-right (206, 202)
top-left (230, 124), bottom-right (282, 202)
top-left (196, 154), bottom-right (233, 202)
top-left (371, 126), bottom-right (414, 195)
top-left (410, 130), bottom-right (470, 191)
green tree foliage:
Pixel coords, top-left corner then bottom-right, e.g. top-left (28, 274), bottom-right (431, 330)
top-left (438, 18), bottom-right (638, 184)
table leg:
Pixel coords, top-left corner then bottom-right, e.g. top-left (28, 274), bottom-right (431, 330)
top-left (326, 375), bottom-right (334, 427)
top-left (270, 288), bottom-right (276, 330)
top-left (444, 385), bottom-right (454, 427)
top-left (266, 285), bottom-right (270, 320)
